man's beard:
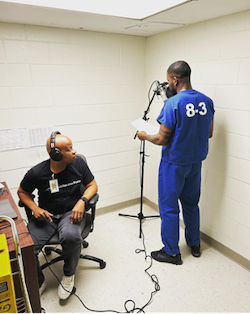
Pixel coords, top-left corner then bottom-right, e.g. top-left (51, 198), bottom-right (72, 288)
top-left (166, 86), bottom-right (177, 98)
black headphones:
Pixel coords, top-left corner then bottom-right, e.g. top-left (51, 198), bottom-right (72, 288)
top-left (49, 131), bottom-right (63, 161)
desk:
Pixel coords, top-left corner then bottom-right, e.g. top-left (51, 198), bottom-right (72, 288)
top-left (0, 182), bottom-right (41, 313)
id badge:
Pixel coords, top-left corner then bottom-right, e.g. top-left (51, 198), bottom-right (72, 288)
top-left (49, 179), bottom-right (59, 193)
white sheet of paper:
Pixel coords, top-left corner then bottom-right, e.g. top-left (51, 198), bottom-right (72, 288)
top-left (131, 118), bottom-right (159, 135)
top-left (0, 128), bottom-right (27, 151)
top-left (28, 125), bottom-right (54, 147)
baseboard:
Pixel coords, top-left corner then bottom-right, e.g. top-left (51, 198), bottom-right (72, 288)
top-left (200, 232), bottom-right (250, 270)
top-left (98, 197), bottom-right (250, 270)
top-left (143, 197), bottom-right (158, 211)
top-left (96, 198), bottom-right (140, 216)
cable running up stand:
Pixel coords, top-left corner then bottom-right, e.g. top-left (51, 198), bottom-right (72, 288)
top-left (119, 87), bottom-right (160, 238)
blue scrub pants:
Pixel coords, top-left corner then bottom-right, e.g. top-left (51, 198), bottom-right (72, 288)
top-left (158, 159), bottom-right (202, 256)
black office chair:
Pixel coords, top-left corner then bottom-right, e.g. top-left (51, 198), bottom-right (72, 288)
top-left (19, 155), bottom-right (106, 272)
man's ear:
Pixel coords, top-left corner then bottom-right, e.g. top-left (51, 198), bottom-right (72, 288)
top-left (174, 77), bottom-right (179, 87)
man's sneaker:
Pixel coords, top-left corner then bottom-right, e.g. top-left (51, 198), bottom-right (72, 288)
top-left (191, 245), bottom-right (201, 257)
top-left (151, 248), bottom-right (183, 265)
top-left (58, 275), bottom-right (75, 300)
top-left (39, 281), bottom-right (46, 296)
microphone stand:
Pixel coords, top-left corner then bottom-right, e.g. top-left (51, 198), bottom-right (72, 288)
top-left (119, 89), bottom-right (160, 238)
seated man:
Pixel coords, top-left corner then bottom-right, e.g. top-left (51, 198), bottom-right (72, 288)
top-left (17, 131), bottom-right (98, 300)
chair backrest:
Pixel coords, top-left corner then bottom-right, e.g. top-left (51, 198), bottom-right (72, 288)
top-left (77, 154), bottom-right (87, 164)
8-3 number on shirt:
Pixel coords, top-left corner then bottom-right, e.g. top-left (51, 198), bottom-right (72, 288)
top-left (186, 102), bottom-right (207, 117)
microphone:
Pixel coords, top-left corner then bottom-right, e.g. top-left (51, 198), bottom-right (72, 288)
top-left (156, 81), bottom-right (168, 102)
top-left (155, 81), bottom-right (177, 101)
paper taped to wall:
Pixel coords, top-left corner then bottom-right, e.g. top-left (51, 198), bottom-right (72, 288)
top-left (28, 125), bottom-right (54, 147)
top-left (0, 128), bottom-right (26, 151)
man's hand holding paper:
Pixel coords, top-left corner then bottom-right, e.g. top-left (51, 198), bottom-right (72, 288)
top-left (131, 118), bottom-right (159, 136)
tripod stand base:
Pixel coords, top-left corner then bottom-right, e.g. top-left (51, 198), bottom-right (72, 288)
top-left (119, 212), bottom-right (160, 238)
top-left (118, 212), bottom-right (160, 220)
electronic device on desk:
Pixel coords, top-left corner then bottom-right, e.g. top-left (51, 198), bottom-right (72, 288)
top-left (0, 200), bottom-right (18, 222)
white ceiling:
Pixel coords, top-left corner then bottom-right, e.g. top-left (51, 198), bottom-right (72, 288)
top-left (0, 0), bottom-right (250, 37)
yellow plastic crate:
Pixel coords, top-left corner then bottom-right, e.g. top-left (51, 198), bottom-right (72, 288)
top-left (0, 234), bottom-right (17, 313)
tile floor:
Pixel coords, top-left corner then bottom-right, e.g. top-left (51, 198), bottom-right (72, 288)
top-left (39, 204), bottom-right (250, 313)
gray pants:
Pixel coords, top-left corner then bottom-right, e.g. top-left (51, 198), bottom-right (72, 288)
top-left (28, 211), bottom-right (86, 287)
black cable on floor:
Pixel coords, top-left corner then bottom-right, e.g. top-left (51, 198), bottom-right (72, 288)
top-left (39, 236), bottom-right (159, 313)
top-left (135, 228), bottom-right (160, 312)
top-left (24, 217), bottom-right (160, 312)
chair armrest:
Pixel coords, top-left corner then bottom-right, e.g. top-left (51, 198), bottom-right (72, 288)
top-left (18, 194), bottom-right (35, 207)
top-left (86, 193), bottom-right (99, 231)
top-left (88, 193), bottom-right (99, 208)
top-left (18, 199), bottom-right (24, 207)
top-left (18, 194), bottom-right (35, 222)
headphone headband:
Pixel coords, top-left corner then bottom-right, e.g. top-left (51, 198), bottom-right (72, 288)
top-left (50, 131), bottom-right (61, 148)
top-left (49, 131), bottom-right (62, 161)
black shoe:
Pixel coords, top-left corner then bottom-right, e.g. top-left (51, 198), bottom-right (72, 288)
top-left (191, 245), bottom-right (201, 257)
top-left (151, 248), bottom-right (183, 265)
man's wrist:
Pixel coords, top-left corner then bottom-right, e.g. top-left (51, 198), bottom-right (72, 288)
top-left (80, 196), bottom-right (89, 204)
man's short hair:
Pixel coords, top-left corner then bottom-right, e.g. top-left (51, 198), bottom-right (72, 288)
top-left (167, 61), bottom-right (191, 78)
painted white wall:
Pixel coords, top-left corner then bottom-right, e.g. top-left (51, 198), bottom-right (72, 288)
top-left (0, 8), bottom-right (250, 261)
top-left (0, 23), bottom-right (146, 214)
top-left (145, 10), bottom-right (250, 260)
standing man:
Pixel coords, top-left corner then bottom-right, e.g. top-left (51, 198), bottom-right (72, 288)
top-left (18, 132), bottom-right (98, 299)
top-left (137, 61), bottom-right (214, 265)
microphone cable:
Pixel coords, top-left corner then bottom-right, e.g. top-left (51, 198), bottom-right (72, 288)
top-left (148, 80), bottom-right (159, 103)
top-left (136, 141), bottom-right (161, 312)
top-left (135, 229), bottom-right (160, 312)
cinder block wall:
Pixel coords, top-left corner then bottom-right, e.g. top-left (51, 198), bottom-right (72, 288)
top-left (1, 9), bottom-right (250, 262)
top-left (145, 10), bottom-right (250, 260)
top-left (0, 22), bottom-right (146, 213)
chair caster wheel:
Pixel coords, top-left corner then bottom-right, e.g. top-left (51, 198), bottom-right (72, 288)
top-left (100, 261), bottom-right (106, 269)
top-left (44, 247), bottom-right (52, 255)
top-left (82, 241), bottom-right (89, 249)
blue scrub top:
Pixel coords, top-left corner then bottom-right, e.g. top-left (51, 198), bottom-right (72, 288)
top-left (157, 89), bottom-right (215, 165)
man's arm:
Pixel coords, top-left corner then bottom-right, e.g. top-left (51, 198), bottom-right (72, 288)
top-left (209, 120), bottom-right (214, 138)
top-left (17, 186), bottom-right (53, 222)
top-left (81, 178), bottom-right (98, 201)
top-left (137, 124), bottom-right (172, 146)
top-left (70, 179), bottom-right (98, 224)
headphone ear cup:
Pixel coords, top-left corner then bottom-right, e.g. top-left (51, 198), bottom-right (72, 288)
top-left (49, 147), bottom-right (63, 161)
